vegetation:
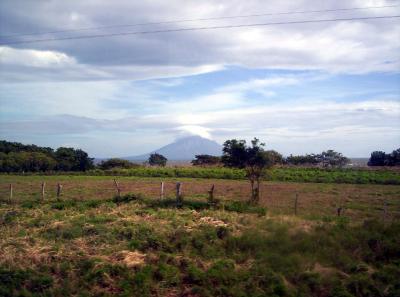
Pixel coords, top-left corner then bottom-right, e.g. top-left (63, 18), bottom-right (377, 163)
top-left (0, 140), bottom-right (94, 173)
top-left (222, 138), bottom-right (281, 204)
top-left (285, 150), bottom-right (349, 167)
top-left (368, 149), bottom-right (400, 166)
top-left (98, 158), bottom-right (138, 170)
top-left (148, 153), bottom-right (167, 167)
top-left (191, 154), bottom-right (221, 166)
top-left (0, 178), bottom-right (398, 296)
top-left (4, 166), bottom-right (397, 185)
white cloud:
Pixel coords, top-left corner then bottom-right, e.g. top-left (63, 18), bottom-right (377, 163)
top-left (0, 0), bottom-right (399, 81)
top-left (0, 46), bottom-right (76, 67)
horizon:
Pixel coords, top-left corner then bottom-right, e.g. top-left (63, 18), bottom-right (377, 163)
top-left (0, 136), bottom-right (379, 159)
top-left (0, 1), bottom-right (399, 157)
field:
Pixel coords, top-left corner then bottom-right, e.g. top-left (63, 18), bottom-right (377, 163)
top-left (1, 174), bottom-right (400, 296)
top-left (17, 166), bottom-right (400, 185)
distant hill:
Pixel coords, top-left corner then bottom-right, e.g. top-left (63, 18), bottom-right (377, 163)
top-left (125, 136), bottom-right (222, 161)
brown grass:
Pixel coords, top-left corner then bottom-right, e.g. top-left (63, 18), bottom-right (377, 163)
top-left (0, 175), bottom-right (399, 221)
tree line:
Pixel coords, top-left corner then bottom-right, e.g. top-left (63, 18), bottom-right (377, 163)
top-left (368, 149), bottom-right (400, 166)
top-left (0, 140), bottom-right (94, 172)
top-left (192, 149), bottom-right (349, 168)
top-left (1, 140), bottom-right (398, 173)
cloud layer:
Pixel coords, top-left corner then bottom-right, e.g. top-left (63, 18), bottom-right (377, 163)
top-left (0, 0), bottom-right (399, 157)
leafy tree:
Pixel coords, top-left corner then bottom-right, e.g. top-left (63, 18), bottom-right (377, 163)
top-left (0, 140), bottom-right (93, 172)
top-left (368, 151), bottom-right (386, 166)
top-left (55, 147), bottom-right (94, 171)
top-left (99, 158), bottom-right (137, 170)
top-left (148, 153), bottom-right (167, 167)
top-left (368, 149), bottom-right (400, 166)
top-left (387, 148), bottom-right (400, 166)
top-left (263, 150), bottom-right (283, 165)
top-left (0, 140), bottom-right (53, 155)
top-left (285, 154), bottom-right (320, 166)
top-left (0, 152), bottom-right (56, 172)
top-left (55, 147), bottom-right (78, 171)
top-left (319, 150), bottom-right (349, 168)
top-left (74, 149), bottom-right (94, 171)
top-left (191, 154), bottom-right (221, 166)
top-left (222, 138), bottom-right (279, 204)
top-left (285, 151), bottom-right (349, 168)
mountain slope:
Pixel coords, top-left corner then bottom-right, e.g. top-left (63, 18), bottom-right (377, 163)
top-left (125, 136), bottom-right (222, 161)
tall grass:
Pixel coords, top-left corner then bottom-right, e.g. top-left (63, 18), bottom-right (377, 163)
top-left (89, 167), bottom-right (400, 185)
top-left (3, 166), bottom-right (400, 184)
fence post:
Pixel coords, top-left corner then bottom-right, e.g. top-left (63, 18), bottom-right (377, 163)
top-left (9, 183), bottom-right (13, 204)
top-left (113, 179), bottom-right (121, 197)
top-left (208, 184), bottom-right (215, 204)
top-left (337, 206), bottom-right (342, 217)
top-left (176, 182), bottom-right (182, 207)
top-left (56, 183), bottom-right (62, 201)
top-left (160, 182), bottom-right (164, 200)
top-left (41, 182), bottom-right (45, 200)
top-left (383, 200), bottom-right (388, 226)
top-left (294, 193), bottom-right (298, 216)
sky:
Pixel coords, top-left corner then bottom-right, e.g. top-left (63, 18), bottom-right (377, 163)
top-left (0, 0), bottom-right (399, 158)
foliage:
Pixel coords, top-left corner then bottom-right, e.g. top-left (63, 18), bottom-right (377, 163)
top-left (222, 138), bottom-right (281, 204)
top-left (0, 151), bottom-right (56, 172)
top-left (368, 149), bottom-right (400, 166)
top-left (98, 158), bottom-right (137, 170)
top-left (319, 150), bottom-right (350, 168)
top-left (148, 153), bottom-right (167, 167)
top-left (1, 189), bottom-right (399, 297)
top-left (55, 147), bottom-right (94, 171)
top-left (263, 150), bottom-right (284, 165)
top-left (0, 140), bottom-right (53, 155)
top-left (191, 154), bottom-right (221, 166)
top-left (0, 140), bottom-right (94, 172)
top-left (286, 150), bottom-right (349, 167)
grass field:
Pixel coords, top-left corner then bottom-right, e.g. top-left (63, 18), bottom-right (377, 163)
top-left (8, 166), bottom-right (400, 185)
top-left (1, 175), bottom-right (400, 296)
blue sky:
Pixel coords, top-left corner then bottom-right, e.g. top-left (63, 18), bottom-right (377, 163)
top-left (0, 0), bottom-right (399, 157)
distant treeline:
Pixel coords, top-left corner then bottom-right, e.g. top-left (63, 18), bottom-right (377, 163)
top-left (368, 149), bottom-right (400, 166)
top-left (192, 148), bottom-right (400, 168)
top-left (0, 140), bottom-right (94, 172)
top-left (1, 140), bottom-right (399, 173)
top-left (192, 150), bottom-right (350, 168)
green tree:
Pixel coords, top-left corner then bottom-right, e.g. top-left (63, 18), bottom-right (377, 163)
top-left (74, 149), bottom-right (94, 171)
top-left (191, 154), bottom-right (221, 166)
top-left (99, 158), bottom-right (136, 170)
top-left (55, 147), bottom-right (93, 171)
top-left (368, 151), bottom-right (386, 166)
top-left (148, 153), bottom-right (167, 167)
top-left (222, 138), bottom-right (279, 204)
top-left (319, 150), bottom-right (349, 168)
top-left (387, 148), bottom-right (400, 166)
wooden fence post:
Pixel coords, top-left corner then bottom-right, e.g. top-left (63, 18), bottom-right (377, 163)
top-left (176, 182), bottom-right (182, 206)
top-left (160, 182), bottom-right (164, 200)
top-left (9, 183), bottom-right (13, 204)
top-left (113, 179), bottom-right (121, 197)
top-left (208, 184), bottom-right (215, 204)
top-left (41, 182), bottom-right (45, 200)
top-left (383, 200), bottom-right (388, 226)
top-left (294, 193), bottom-right (298, 216)
top-left (337, 206), bottom-right (342, 217)
top-left (56, 183), bottom-right (62, 201)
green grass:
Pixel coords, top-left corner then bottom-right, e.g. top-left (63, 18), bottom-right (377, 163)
top-left (1, 189), bottom-right (399, 296)
top-left (6, 166), bottom-right (399, 185)
top-left (0, 174), bottom-right (399, 296)
top-left (94, 167), bottom-right (400, 185)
